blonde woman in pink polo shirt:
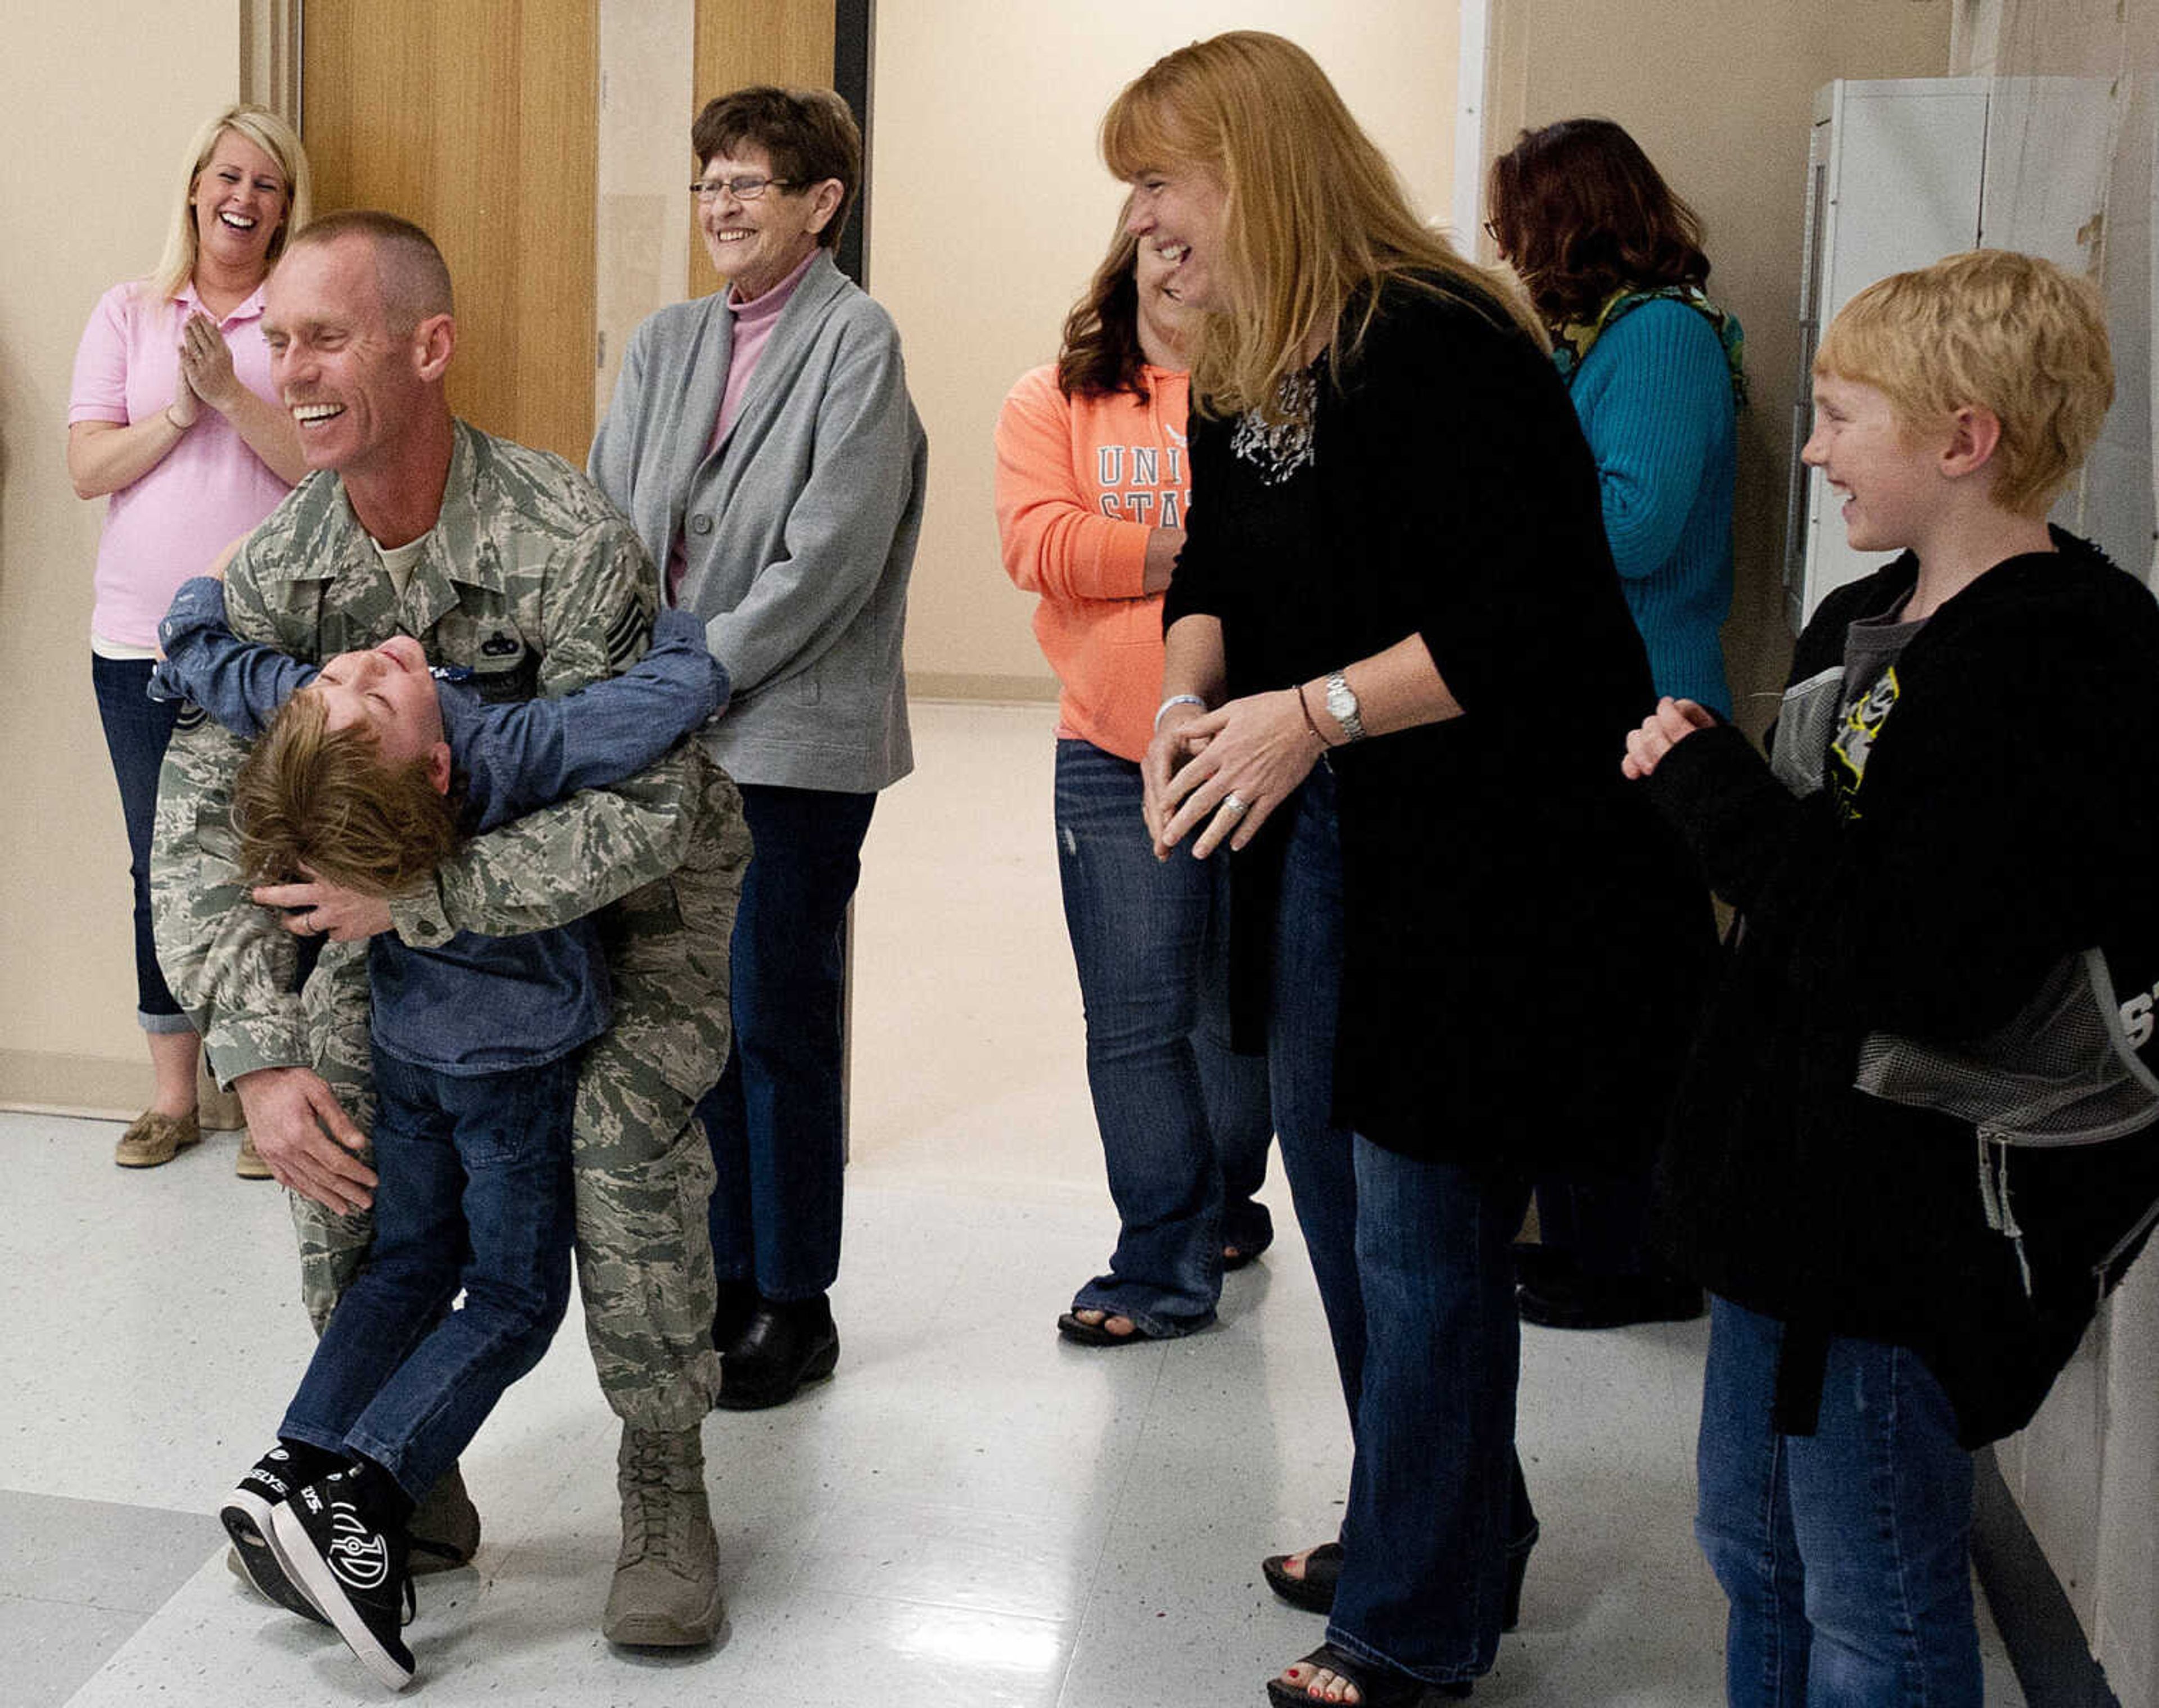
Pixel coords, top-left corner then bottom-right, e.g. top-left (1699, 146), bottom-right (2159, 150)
top-left (67, 103), bottom-right (311, 1175)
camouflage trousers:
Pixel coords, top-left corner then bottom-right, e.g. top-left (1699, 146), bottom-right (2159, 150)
top-left (293, 759), bottom-right (751, 1433)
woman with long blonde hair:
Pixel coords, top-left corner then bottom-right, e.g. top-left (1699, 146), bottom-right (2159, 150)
top-left (1108, 33), bottom-right (1710, 1703)
top-left (67, 103), bottom-right (312, 1178)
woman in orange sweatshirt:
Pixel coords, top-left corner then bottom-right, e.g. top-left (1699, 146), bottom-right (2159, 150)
top-left (996, 223), bottom-right (1273, 1344)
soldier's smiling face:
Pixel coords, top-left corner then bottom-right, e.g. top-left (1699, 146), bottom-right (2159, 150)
top-left (263, 234), bottom-right (435, 479)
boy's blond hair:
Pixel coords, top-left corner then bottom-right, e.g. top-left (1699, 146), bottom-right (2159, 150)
top-left (231, 689), bottom-right (458, 899)
top-left (1814, 248), bottom-right (2112, 518)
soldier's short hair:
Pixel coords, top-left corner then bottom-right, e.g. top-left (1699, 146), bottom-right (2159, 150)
top-left (286, 209), bottom-right (455, 330)
top-left (232, 688), bottom-right (459, 898)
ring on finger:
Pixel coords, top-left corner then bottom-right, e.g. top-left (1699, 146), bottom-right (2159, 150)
top-left (1221, 793), bottom-right (1250, 816)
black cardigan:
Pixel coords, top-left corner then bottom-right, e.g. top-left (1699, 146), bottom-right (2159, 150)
top-left (1169, 276), bottom-right (1715, 1173)
top-left (1646, 535), bottom-right (2159, 1445)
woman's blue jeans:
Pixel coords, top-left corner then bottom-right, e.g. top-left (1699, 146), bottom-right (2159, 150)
top-left (281, 1049), bottom-right (579, 1502)
top-left (1695, 1296), bottom-right (1981, 1707)
top-left (1267, 762), bottom-right (1533, 1684)
top-left (699, 783), bottom-right (877, 1302)
top-left (1054, 739), bottom-right (1272, 1335)
top-left (91, 655), bottom-right (192, 1031)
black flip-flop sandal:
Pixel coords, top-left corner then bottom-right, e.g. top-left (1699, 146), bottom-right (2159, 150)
top-left (1262, 1524), bottom-right (1537, 1629)
top-left (1265, 1641), bottom-right (1469, 1706)
top-left (1262, 1540), bottom-right (1343, 1612)
top-left (1056, 1311), bottom-right (1160, 1347)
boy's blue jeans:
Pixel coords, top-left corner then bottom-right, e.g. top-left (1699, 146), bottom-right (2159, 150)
top-left (281, 1048), bottom-right (580, 1503)
top-left (1695, 1296), bottom-right (1982, 1707)
top-left (1055, 739), bottom-right (1273, 1336)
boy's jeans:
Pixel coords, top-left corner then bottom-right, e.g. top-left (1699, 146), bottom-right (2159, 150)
top-left (281, 1048), bottom-right (580, 1502)
top-left (1695, 1296), bottom-right (1981, 1707)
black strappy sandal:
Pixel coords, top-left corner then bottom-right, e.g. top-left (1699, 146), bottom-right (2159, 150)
top-left (1265, 1642), bottom-right (1470, 1706)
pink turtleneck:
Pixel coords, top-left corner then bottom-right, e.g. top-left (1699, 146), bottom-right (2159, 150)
top-left (668, 247), bottom-right (821, 601)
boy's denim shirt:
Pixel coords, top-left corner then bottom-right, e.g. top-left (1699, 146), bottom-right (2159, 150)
top-left (152, 579), bottom-right (725, 1075)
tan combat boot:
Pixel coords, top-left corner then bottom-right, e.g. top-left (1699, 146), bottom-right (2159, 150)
top-left (408, 1462), bottom-right (481, 1573)
top-left (603, 1424), bottom-right (721, 1646)
top-left (234, 1131), bottom-right (274, 1179)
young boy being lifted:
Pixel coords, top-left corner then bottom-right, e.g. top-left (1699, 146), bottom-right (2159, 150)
top-left (153, 579), bottom-right (732, 1691)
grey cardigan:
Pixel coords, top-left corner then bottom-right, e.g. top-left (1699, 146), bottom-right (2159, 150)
top-left (590, 250), bottom-right (927, 792)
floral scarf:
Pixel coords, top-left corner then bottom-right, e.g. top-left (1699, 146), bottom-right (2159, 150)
top-left (1551, 284), bottom-right (1748, 408)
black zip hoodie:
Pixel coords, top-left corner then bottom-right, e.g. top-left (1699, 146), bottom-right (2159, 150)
top-left (1644, 530), bottom-right (2159, 1445)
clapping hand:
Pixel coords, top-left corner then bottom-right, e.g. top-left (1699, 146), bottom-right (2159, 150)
top-left (177, 311), bottom-right (241, 414)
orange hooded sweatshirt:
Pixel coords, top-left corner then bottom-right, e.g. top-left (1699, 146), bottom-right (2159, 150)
top-left (994, 363), bottom-right (1191, 761)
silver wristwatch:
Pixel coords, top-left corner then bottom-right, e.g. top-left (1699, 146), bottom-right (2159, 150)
top-left (1324, 670), bottom-right (1366, 743)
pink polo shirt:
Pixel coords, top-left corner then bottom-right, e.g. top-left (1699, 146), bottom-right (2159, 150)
top-left (69, 278), bottom-right (292, 649)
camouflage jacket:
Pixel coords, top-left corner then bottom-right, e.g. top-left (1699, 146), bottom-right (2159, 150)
top-left (150, 419), bottom-right (703, 1086)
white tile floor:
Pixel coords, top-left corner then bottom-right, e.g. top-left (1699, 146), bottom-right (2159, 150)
top-left (3, 702), bottom-right (2025, 1706)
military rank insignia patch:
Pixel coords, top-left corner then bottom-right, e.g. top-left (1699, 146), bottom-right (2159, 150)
top-left (604, 599), bottom-right (645, 670)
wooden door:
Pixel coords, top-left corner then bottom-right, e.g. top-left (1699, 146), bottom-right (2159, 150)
top-left (302, 0), bottom-right (599, 464)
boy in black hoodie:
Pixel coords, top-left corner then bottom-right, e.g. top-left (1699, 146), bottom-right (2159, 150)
top-left (1627, 249), bottom-right (2159, 1707)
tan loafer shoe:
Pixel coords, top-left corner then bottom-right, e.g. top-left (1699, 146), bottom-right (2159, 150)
top-left (234, 1131), bottom-right (274, 1180)
top-left (115, 1109), bottom-right (201, 1168)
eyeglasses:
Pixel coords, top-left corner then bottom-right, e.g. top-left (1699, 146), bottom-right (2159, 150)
top-left (689, 175), bottom-right (800, 203)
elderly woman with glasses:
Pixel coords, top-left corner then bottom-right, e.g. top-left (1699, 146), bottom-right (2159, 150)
top-left (591, 85), bottom-right (927, 1413)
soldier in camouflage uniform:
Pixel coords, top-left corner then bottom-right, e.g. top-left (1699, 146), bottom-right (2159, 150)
top-left (149, 211), bottom-right (749, 1647)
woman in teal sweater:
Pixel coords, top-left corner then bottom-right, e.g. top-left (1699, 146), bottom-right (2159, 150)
top-left (1489, 118), bottom-right (1742, 717)
top-left (1488, 118), bottom-right (1745, 1327)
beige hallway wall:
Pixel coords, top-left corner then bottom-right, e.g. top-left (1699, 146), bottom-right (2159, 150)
top-left (2, 1), bottom-right (1954, 1107)
top-left (1485, 0), bottom-right (1952, 735)
top-left (0, 2), bottom-right (241, 1112)
top-left (870, 1), bottom-right (1463, 697)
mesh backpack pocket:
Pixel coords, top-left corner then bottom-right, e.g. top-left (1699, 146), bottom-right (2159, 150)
top-left (1856, 947), bottom-right (2159, 1295)
top-left (1769, 667), bottom-right (1843, 799)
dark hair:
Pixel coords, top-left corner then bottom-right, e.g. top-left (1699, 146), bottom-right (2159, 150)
top-left (1056, 220), bottom-right (1150, 400)
top-left (284, 209), bottom-right (455, 326)
top-left (691, 85), bottom-right (861, 251)
top-left (232, 690), bottom-right (459, 898)
top-left (1486, 118), bottom-right (1709, 327)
